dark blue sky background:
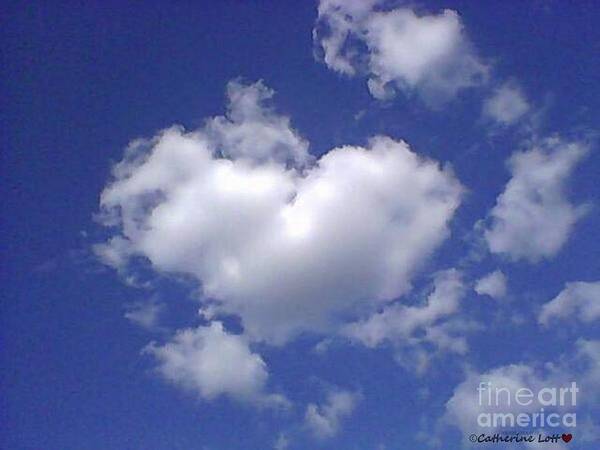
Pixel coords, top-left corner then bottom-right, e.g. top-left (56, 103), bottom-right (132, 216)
top-left (2, 1), bottom-right (599, 449)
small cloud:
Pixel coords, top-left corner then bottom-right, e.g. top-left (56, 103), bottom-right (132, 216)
top-left (314, 1), bottom-right (488, 106)
top-left (484, 137), bottom-right (589, 262)
top-left (539, 280), bottom-right (600, 326)
top-left (474, 270), bottom-right (507, 300)
top-left (483, 83), bottom-right (530, 125)
top-left (144, 321), bottom-right (289, 408)
top-left (305, 388), bottom-right (361, 439)
top-left (124, 299), bottom-right (165, 331)
top-left (343, 269), bottom-right (478, 373)
top-left (353, 109), bottom-right (366, 121)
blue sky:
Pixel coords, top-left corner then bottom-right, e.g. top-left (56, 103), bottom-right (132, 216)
top-left (2, 1), bottom-right (600, 449)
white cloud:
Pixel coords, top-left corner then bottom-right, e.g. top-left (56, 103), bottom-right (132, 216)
top-left (344, 269), bottom-right (465, 347)
top-left (124, 299), bottom-right (164, 330)
top-left (343, 269), bottom-right (477, 373)
top-left (96, 81), bottom-right (464, 345)
top-left (539, 281), bottom-right (600, 326)
top-left (483, 83), bottom-right (530, 125)
top-left (474, 270), bottom-right (507, 300)
top-left (314, 0), bottom-right (488, 105)
top-left (94, 235), bottom-right (132, 271)
top-left (205, 80), bottom-right (311, 167)
top-left (144, 321), bottom-right (286, 406)
top-left (484, 138), bottom-right (588, 262)
top-left (305, 389), bottom-right (360, 439)
top-left (446, 364), bottom-right (545, 437)
top-left (444, 339), bottom-right (600, 439)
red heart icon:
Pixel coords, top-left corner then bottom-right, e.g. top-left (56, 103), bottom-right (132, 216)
top-left (561, 433), bottom-right (572, 443)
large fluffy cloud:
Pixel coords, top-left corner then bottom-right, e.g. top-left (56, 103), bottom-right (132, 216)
top-left (484, 138), bottom-right (588, 262)
top-left (314, 0), bottom-right (488, 104)
top-left (144, 321), bottom-right (287, 406)
top-left (96, 81), bottom-right (464, 345)
top-left (539, 281), bottom-right (600, 326)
